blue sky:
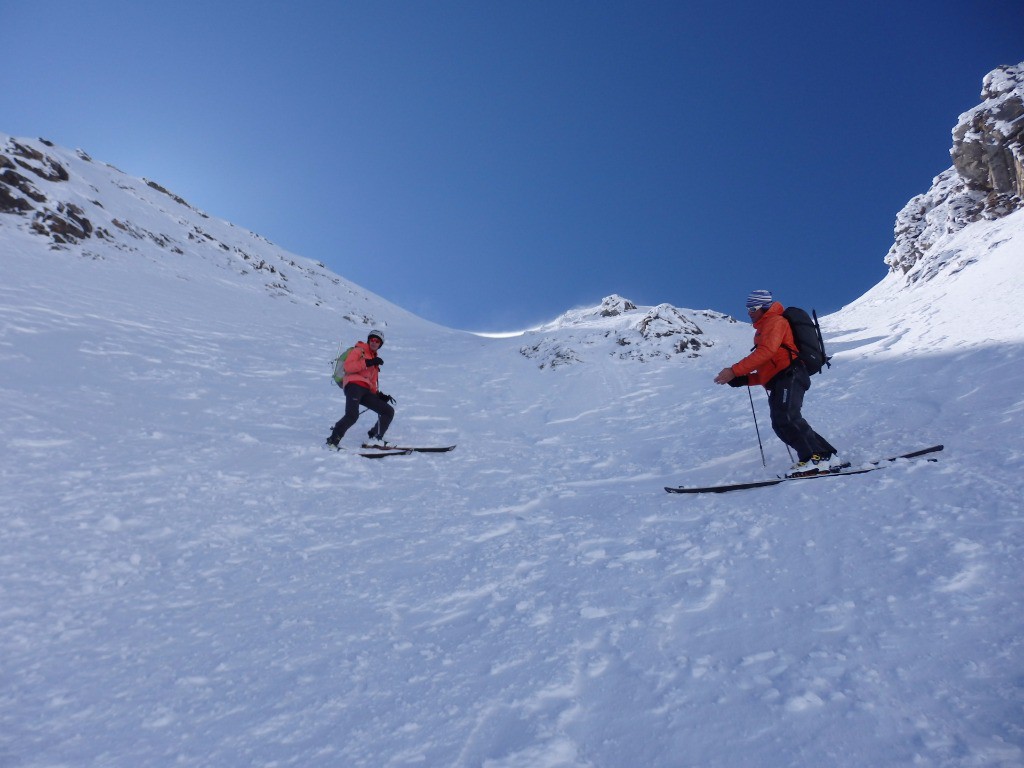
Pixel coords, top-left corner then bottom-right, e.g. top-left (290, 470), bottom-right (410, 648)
top-left (5, 1), bottom-right (1022, 331)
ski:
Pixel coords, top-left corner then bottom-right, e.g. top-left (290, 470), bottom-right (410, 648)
top-left (362, 444), bottom-right (456, 453)
top-left (665, 444), bottom-right (944, 494)
top-left (358, 449), bottom-right (412, 458)
top-left (326, 444), bottom-right (412, 458)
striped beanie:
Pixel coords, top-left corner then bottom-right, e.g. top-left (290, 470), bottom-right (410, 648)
top-left (745, 289), bottom-right (773, 310)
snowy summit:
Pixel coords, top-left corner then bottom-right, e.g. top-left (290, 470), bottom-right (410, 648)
top-left (1, 63), bottom-right (1023, 767)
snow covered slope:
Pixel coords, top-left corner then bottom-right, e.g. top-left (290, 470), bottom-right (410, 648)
top-left (2, 131), bottom-right (1023, 768)
top-left (830, 206), bottom-right (1024, 355)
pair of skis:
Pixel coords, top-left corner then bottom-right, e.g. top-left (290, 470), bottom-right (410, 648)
top-left (325, 442), bottom-right (456, 458)
top-left (665, 445), bottom-right (944, 494)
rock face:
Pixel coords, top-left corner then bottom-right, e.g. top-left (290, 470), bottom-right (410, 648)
top-left (886, 63), bottom-right (1024, 278)
top-left (953, 65), bottom-right (1024, 199)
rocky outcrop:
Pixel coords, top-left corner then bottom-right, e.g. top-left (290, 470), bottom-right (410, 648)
top-left (0, 138), bottom-right (107, 246)
top-left (886, 63), bottom-right (1024, 277)
top-left (520, 295), bottom-right (734, 368)
top-left (30, 202), bottom-right (93, 243)
top-left (953, 65), bottom-right (1024, 199)
top-left (598, 295), bottom-right (637, 317)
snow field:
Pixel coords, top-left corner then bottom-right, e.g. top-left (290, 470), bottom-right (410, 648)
top-left (1, 229), bottom-right (1023, 766)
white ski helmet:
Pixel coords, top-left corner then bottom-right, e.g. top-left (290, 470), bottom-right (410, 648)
top-left (367, 330), bottom-right (385, 346)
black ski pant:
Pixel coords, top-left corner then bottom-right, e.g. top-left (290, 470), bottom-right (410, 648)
top-left (766, 365), bottom-right (835, 462)
top-left (331, 383), bottom-right (394, 441)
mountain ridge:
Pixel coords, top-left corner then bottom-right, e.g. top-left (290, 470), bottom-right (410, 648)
top-left (0, 134), bottom-right (394, 320)
top-left (0, 132), bottom-right (753, 369)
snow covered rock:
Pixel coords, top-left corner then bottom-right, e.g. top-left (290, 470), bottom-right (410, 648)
top-left (535, 294), bottom-right (638, 328)
top-left (886, 62), bottom-right (1024, 277)
top-left (519, 295), bottom-right (733, 368)
top-left (953, 64), bottom-right (1024, 200)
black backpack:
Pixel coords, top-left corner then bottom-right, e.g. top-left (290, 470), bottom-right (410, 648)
top-left (782, 307), bottom-right (831, 375)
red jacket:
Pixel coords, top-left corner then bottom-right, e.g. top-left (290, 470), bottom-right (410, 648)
top-left (341, 341), bottom-right (380, 393)
top-left (731, 302), bottom-right (796, 387)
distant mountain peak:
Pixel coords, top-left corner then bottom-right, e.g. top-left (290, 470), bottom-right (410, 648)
top-left (520, 295), bottom-right (738, 369)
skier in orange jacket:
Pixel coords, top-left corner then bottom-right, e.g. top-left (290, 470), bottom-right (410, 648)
top-left (326, 330), bottom-right (396, 449)
top-left (714, 290), bottom-right (837, 475)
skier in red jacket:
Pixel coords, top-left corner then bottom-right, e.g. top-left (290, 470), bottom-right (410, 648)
top-left (326, 330), bottom-right (396, 449)
top-left (714, 290), bottom-right (837, 476)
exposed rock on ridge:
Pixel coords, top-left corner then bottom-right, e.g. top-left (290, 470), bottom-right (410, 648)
top-left (0, 134), bottom-right (369, 311)
top-left (886, 62), bottom-right (1024, 278)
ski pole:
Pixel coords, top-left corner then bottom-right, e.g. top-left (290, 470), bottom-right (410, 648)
top-left (748, 387), bottom-right (766, 467)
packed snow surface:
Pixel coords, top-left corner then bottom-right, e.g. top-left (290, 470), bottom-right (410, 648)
top-left (2, 205), bottom-right (1023, 764)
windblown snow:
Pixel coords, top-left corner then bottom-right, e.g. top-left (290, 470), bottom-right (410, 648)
top-left (1, 135), bottom-right (1022, 767)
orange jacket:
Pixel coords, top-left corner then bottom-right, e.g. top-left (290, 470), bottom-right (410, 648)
top-left (731, 302), bottom-right (796, 387)
top-left (341, 340), bottom-right (380, 393)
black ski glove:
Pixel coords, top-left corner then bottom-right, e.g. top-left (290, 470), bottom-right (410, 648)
top-left (378, 392), bottom-right (396, 404)
top-left (728, 375), bottom-right (749, 388)
top-left (366, 356), bottom-right (383, 368)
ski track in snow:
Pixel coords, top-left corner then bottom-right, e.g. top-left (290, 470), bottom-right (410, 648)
top-left (2, 232), bottom-right (1024, 766)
